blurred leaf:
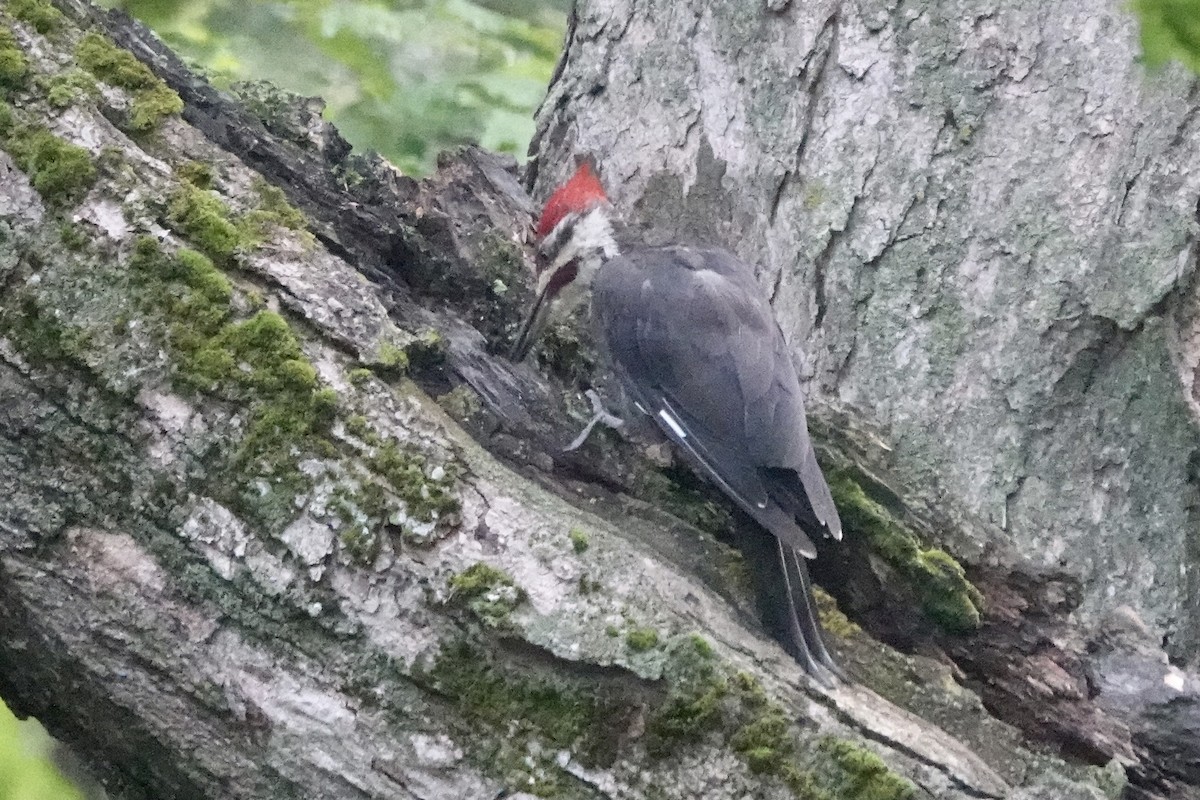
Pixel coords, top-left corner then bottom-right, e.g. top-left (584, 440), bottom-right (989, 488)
top-left (1134, 0), bottom-right (1200, 72)
top-left (102, 0), bottom-right (568, 175)
top-left (480, 106), bottom-right (536, 153)
top-left (0, 699), bottom-right (83, 800)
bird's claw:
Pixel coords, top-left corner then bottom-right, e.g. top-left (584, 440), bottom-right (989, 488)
top-left (564, 390), bottom-right (624, 452)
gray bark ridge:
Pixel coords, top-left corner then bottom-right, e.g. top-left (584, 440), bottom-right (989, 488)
top-left (532, 0), bottom-right (1200, 795)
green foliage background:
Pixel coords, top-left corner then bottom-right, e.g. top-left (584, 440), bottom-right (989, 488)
top-left (0, 699), bottom-right (82, 800)
top-left (102, 0), bottom-right (568, 175)
top-left (1135, 0), bottom-right (1200, 72)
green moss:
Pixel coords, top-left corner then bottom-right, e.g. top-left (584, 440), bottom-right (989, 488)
top-left (0, 29), bottom-right (28, 92)
top-left (337, 518), bottom-right (380, 566)
top-left (328, 478), bottom-right (397, 567)
top-left (731, 704), bottom-right (793, 773)
top-left (128, 237), bottom-right (338, 529)
top-left (687, 633), bottom-right (715, 658)
top-left (717, 546), bottom-right (755, 599)
top-left (782, 768), bottom-right (832, 800)
top-left (166, 183), bottom-right (246, 263)
top-left (817, 737), bottom-right (916, 800)
top-left (175, 310), bottom-right (306, 393)
top-left (2, 122), bottom-right (96, 207)
top-left (448, 563), bottom-right (526, 628)
top-left (75, 32), bottom-right (182, 132)
top-left (0, 101), bottom-right (13, 135)
top-left (165, 174), bottom-right (302, 268)
top-left (347, 368), bottom-right (374, 387)
top-left (829, 471), bottom-right (983, 632)
top-left (813, 586), bottom-right (861, 639)
top-left (437, 384), bottom-right (481, 420)
top-left (368, 440), bottom-right (458, 525)
top-left (568, 527), bottom-right (589, 553)
top-left (916, 548), bottom-right (985, 631)
top-left (344, 414), bottom-right (371, 439)
top-left (449, 562), bottom-right (517, 595)
top-left (625, 627), bottom-right (659, 652)
top-left (424, 641), bottom-right (627, 784)
top-left (646, 635), bottom-right (727, 754)
top-left (243, 289), bottom-right (266, 310)
top-left (178, 160), bottom-right (215, 189)
top-left (248, 177), bottom-right (306, 230)
top-left (0, 293), bottom-right (93, 370)
top-left (1086, 760), bottom-right (1128, 800)
top-left (58, 221), bottom-right (88, 251)
top-left (129, 82), bottom-right (184, 132)
top-left (725, 672), bottom-right (807, 787)
top-left (373, 341), bottom-right (409, 374)
top-left (436, 623), bottom-right (912, 800)
top-left (42, 69), bottom-right (100, 109)
top-left (405, 329), bottom-right (446, 371)
top-left (637, 639), bottom-right (912, 799)
top-left (10, 0), bottom-right (66, 35)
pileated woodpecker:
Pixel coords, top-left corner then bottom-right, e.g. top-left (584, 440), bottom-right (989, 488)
top-left (511, 161), bottom-right (845, 683)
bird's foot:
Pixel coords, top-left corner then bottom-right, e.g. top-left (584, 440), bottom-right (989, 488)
top-left (564, 390), bottom-right (624, 451)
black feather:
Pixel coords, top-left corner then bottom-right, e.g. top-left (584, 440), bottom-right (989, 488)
top-left (593, 244), bottom-right (845, 682)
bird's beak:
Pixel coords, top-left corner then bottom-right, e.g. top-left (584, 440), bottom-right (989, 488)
top-left (510, 280), bottom-right (553, 362)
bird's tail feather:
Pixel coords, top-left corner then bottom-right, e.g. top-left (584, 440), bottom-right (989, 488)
top-left (736, 524), bottom-right (845, 685)
top-left (776, 539), bottom-right (845, 685)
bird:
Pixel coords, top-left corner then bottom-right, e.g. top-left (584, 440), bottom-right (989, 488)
top-left (510, 159), bottom-right (845, 684)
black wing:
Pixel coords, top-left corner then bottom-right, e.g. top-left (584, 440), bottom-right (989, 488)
top-left (593, 246), bottom-right (841, 557)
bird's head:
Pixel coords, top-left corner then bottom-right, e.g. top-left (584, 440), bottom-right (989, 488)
top-left (511, 160), bottom-right (619, 361)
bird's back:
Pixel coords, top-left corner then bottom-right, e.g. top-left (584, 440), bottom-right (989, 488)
top-left (592, 245), bottom-right (841, 550)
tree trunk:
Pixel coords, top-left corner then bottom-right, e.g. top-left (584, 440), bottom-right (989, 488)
top-left (0, 1), bottom-right (1190, 799)
top-left (530, 1), bottom-right (1200, 797)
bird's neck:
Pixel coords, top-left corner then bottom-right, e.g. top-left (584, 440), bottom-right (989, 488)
top-left (565, 207), bottom-right (620, 293)
top-left (574, 206), bottom-right (620, 260)
top-left (537, 208), bottom-right (620, 324)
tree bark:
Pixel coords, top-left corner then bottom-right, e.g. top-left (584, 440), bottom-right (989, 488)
top-left (0, 1), bottom-right (1189, 799)
top-left (531, 1), bottom-right (1200, 797)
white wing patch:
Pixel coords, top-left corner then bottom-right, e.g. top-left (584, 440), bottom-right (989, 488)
top-left (657, 408), bottom-right (687, 439)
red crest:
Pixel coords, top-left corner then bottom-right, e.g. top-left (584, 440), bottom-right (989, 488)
top-left (536, 161), bottom-right (608, 240)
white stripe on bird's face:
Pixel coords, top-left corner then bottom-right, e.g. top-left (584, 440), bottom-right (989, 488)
top-left (538, 206), bottom-right (618, 290)
top-left (534, 206), bottom-right (620, 325)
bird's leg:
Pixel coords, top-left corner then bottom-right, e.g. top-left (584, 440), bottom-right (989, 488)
top-left (564, 389), bottom-right (624, 452)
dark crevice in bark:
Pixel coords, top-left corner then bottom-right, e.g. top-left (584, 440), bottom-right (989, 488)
top-left (776, 10), bottom-right (839, 229)
top-left (813, 155), bottom-right (874, 331)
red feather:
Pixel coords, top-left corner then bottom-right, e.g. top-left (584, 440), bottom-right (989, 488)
top-left (536, 161), bottom-right (608, 240)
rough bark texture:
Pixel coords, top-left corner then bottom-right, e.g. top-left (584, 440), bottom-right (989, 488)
top-left (0, 1), bottom-right (1187, 799)
top-left (530, 1), bottom-right (1200, 797)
